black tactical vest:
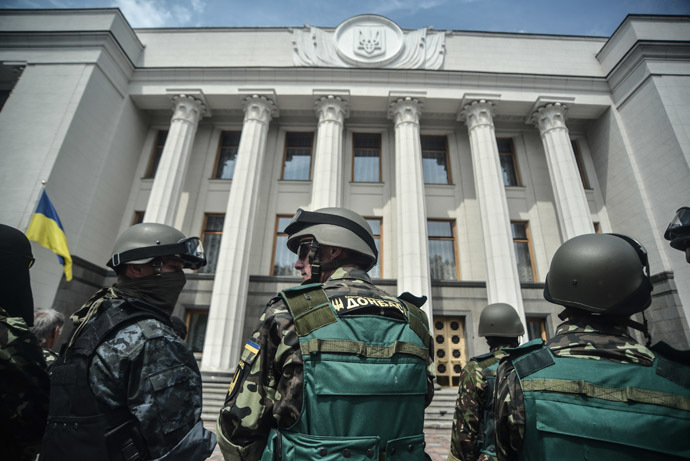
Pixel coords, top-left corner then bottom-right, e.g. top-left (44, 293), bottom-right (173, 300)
top-left (39, 298), bottom-right (170, 461)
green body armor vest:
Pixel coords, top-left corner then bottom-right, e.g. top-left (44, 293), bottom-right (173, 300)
top-left (508, 339), bottom-right (690, 461)
top-left (261, 284), bottom-right (431, 461)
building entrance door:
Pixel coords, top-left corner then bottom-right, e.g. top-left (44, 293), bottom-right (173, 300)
top-left (433, 316), bottom-right (467, 387)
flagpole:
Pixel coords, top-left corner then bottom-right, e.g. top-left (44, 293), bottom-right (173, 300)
top-left (23, 180), bottom-right (47, 233)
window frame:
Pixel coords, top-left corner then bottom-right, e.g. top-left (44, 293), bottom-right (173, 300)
top-left (271, 215), bottom-right (300, 276)
top-left (571, 140), bottom-right (591, 190)
top-left (132, 211), bottom-right (145, 225)
top-left (365, 217), bottom-right (383, 278)
top-left (526, 316), bottom-right (548, 341)
top-left (497, 137), bottom-right (522, 187)
top-left (421, 135), bottom-right (452, 185)
top-left (280, 131), bottom-right (314, 181)
top-left (427, 218), bottom-right (460, 280)
top-left (352, 132), bottom-right (382, 183)
top-left (184, 308), bottom-right (209, 353)
top-left (212, 130), bottom-right (242, 179)
top-left (199, 213), bottom-right (225, 274)
top-left (511, 221), bottom-right (537, 282)
top-left (144, 130), bottom-right (168, 179)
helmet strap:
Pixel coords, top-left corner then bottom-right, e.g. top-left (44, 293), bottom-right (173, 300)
top-left (151, 258), bottom-right (163, 276)
top-left (307, 241), bottom-right (321, 284)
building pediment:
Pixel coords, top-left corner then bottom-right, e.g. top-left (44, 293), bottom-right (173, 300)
top-left (292, 14), bottom-right (445, 70)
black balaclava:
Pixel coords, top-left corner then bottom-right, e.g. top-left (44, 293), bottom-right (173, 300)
top-left (0, 224), bottom-right (35, 326)
top-left (115, 271), bottom-right (186, 315)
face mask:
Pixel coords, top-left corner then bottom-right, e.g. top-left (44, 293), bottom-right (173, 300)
top-left (116, 271), bottom-right (186, 314)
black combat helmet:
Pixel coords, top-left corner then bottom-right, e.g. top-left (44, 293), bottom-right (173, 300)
top-left (544, 233), bottom-right (652, 316)
top-left (664, 207), bottom-right (690, 252)
top-left (478, 303), bottom-right (525, 338)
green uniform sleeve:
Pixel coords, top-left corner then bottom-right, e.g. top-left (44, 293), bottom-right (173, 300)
top-left (449, 360), bottom-right (485, 461)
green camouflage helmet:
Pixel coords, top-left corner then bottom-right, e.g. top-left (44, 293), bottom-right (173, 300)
top-left (285, 207), bottom-right (378, 270)
top-left (544, 233), bottom-right (652, 316)
top-left (107, 223), bottom-right (206, 270)
top-left (478, 303), bottom-right (525, 337)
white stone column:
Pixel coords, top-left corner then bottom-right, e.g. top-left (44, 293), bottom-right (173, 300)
top-left (310, 95), bottom-right (348, 210)
top-left (144, 94), bottom-right (205, 225)
top-left (201, 95), bottom-right (277, 371)
top-left (389, 97), bottom-right (433, 322)
top-left (460, 100), bottom-right (526, 326)
top-left (532, 103), bottom-right (594, 240)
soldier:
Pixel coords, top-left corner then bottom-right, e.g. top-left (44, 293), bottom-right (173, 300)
top-left (0, 224), bottom-right (50, 461)
top-left (449, 303), bottom-right (524, 461)
top-left (217, 207), bottom-right (435, 460)
top-left (665, 206), bottom-right (690, 263)
top-left (40, 223), bottom-right (216, 461)
top-left (494, 233), bottom-right (690, 460)
top-left (30, 308), bottom-right (65, 369)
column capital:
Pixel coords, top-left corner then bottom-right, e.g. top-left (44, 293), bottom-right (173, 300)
top-left (314, 95), bottom-right (349, 125)
top-left (171, 94), bottom-right (206, 125)
top-left (388, 97), bottom-right (423, 126)
top-left (243, 94), bottom-right (278, 124)
top-left (459, 99), bottom-right (496, 131)
top-left (531, 102), bottom-right (568, 135)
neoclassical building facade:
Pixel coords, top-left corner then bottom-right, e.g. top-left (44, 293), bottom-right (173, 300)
top-left (1, 9), bottom-right (689, 386)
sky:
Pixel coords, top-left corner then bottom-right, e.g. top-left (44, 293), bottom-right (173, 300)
top-left (2, 0), bottom-right (689, 36)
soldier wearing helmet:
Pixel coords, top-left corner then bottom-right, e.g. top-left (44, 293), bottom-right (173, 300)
top-left (449, 303), bottom-right (524, 461)
top-left (665, 206), bottom-right (690, 263)
top-left (494, 233), bottom-right (690, 461)
top-left (40, 223), bottom-right (216, 461)
top-left (217, 207), bottom-right (435, 460)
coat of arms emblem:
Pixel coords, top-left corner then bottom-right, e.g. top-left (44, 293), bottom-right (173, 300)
top-left (355, 27), bottom-right (385, 57)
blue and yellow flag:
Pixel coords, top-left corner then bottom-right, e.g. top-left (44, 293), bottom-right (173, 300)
top-left (26, 190), bottom-right (73, 281)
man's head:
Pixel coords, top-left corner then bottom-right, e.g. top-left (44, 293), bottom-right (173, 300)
top-left (107, 223), bottom-right (206, 313)
top-left (544, 233), bottom-right (652, 317)
top-left (478, 303), bottom-right (524, 351)
top-left (664, 207), bottom-right (690, 263)
top-left (30, 308), bottom-right (64, 349)
top-left (0, 224), bottom-right (35, 325)
top-left (285, 207), bottom-right (378, 283)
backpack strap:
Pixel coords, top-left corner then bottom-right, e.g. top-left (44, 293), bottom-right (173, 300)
top-left (280, 283), bottom-right (337, 337)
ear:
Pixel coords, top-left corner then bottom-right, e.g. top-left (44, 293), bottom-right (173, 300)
top-left (329, 247), bottom-right (345, 258)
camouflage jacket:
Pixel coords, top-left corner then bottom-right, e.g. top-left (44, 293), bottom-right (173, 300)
top-left (42, 348), bottom-right (59, 369)
top-left (493, 316), bottom-right (656, 461)
top-left (217, 266), bottom-right (436, 461)
top-left (68, 287), bottom-right (216, 459)
top-left (449, 348), bottom-right (508, 461)
top-left (0, 306), bottom-right (50, 461)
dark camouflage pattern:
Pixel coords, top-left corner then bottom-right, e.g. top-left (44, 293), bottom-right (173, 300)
top-left (42, 348), bottom-right (59, 369)
top-left (72, 289), bottom-right (214, 459)
top-left (449, 349), bottom-right (507, 461)
top-left (0, 306), bottom-right (50, 461)
top-left (217, 266), bottom-right (436, 460)
top-left (494, 315), bottom-right (656, 461)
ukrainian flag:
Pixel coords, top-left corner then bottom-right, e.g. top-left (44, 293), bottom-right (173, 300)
top-left (26, 190), bottom-right (73, 281)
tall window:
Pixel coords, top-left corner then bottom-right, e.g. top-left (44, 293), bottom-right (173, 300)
top-left (497, 138), bottom-right (521, 187)
top-left (353, 133), bottom-right (381, 182)
top-left (199, 214), bottom-right (225, 274)
top-left (511, 222), bottom-right (536, 282)
top-left (185, 309), bottom-right (208, 353)
top-left (272, 216), bottom-right (300, 276)
top-left (526, 316), bottom-right (548, 341)
top-left (145, 130), bottom-right (168, 179)
top-left (132, 211), bottom-right (145, 225)
top-left (571, 140), bottom-right (590, 189)
top-left (282, 132), bottom-right (313, 180)
top-left (421, 135), bottom-right (451, 184)
top-left (214, 131), bottom-right (241, 179)
top-left (366, 218), bottom-right (382, 278)
top-left (427, 220), bottom-right (458, 280)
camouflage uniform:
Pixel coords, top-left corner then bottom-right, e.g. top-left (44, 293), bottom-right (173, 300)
top-left (42, 348), bottom-right (59, 369)
top-left (217, 266), bottom-right (436, 460)
top-left (0, 306), bottom-right (50, 461)
top-left (449, 349), bottom-right (508, 461)
top-left (41, 287), bottom-right (215, 460)
top-left (493, 316), bottom-right (656, 461)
